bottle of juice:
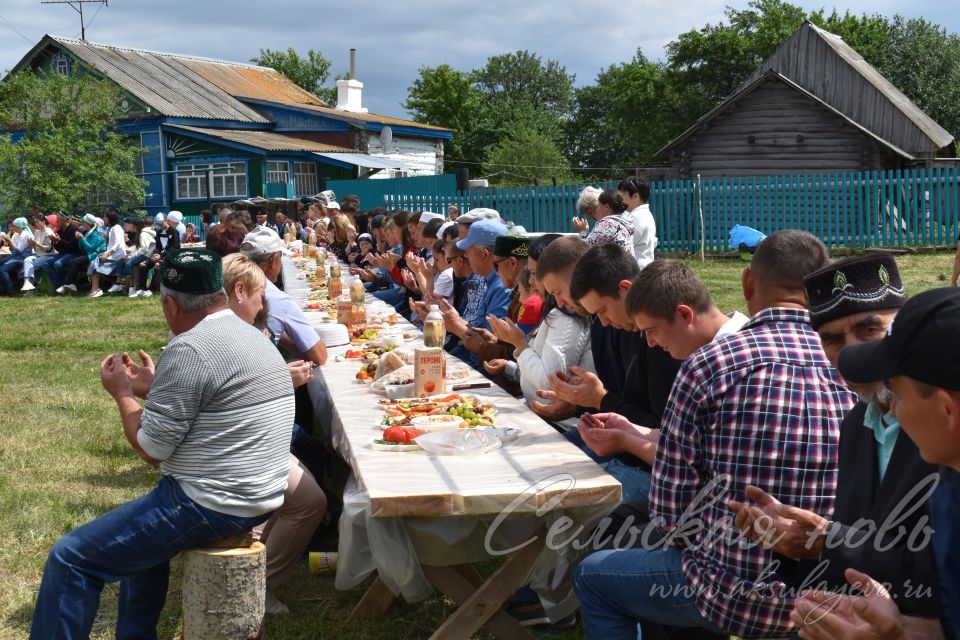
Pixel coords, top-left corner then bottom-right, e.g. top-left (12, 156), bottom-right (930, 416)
top-left (328, 261), bottom-right (342, 299)
top-left (423, 304), bottom-right (446, 349)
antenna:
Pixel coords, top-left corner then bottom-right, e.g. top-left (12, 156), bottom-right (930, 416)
top-left (41, 0), bottom-right (108, 41)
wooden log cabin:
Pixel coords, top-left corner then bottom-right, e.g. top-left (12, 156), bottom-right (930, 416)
top-left (654, 21), bottom-right (956, 178)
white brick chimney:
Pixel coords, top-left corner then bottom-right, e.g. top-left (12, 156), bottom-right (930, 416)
top-left (336, 48), bottom-right (367, 113)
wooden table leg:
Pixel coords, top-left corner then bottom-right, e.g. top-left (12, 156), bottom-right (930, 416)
top-left (423, 565), bottom-right (537, 640)
top-left (425, 535), bottom-right (545, 640)
top-left (347, 576), bottom-right (397, 621)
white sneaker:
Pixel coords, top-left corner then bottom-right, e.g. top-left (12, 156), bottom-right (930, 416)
top-left (21, 279), bottom-right (35, 291)
top-left (265, 592), bottom-right (290, 615)
top-left (63, 284), bottom-right (78, 293)
top-left (55, 285), bottom-right (66, 294)
top-left (128, 288), bottom-right (142, 298)
top-left (138, 290), bottom-right (153, 298)
top-left (89, 289), bottom-right (104, 298)
top-left (107, 284), bottom-right (124, 294)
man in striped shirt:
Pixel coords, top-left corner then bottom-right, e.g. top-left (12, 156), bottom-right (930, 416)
top-left (31, 249), bottom-right (295, 639)
top-left (575, 231), bottom-right (856, 639)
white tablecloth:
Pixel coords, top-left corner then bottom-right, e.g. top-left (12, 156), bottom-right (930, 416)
top-left (281, 257), bottom-right (621, 612)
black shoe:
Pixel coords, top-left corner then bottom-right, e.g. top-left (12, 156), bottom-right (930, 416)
top-left (504, 602), bottom-right (550, 627)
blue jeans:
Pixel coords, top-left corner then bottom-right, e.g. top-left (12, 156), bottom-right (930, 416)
top-left (39, 254), bottom-right (76, 290)
top-left (372, 284), bottom-right (403, 307)
top-left (30, 475), bottom-right (269, 640)
top-left (124, 254), bottom-right (149, 277)
top-left (574, 547), bottom-right (726, 640)
top-left (600, 460), bottom-right (651, 503)
top-left (0, 256), bottom-right (25, 295)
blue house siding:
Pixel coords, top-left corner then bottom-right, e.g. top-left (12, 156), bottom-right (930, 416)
top-left (140, 130), bottom-right (165, 216)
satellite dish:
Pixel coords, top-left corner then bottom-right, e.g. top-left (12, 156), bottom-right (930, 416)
top-left (379, 126), bottom-right (393, 152)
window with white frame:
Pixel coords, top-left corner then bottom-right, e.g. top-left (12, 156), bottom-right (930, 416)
top-left (53, 55), bottom-right (69, 75)
top-left (267, 160), bottom-right (290, 185)
top-left (175, 162), bottom-right (246, 200)
top-left (210, 163), bottom-right (247, 198)
top-left (294, 161), bottom-right (318, 196)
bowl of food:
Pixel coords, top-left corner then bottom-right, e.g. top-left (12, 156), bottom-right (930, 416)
top-left (409, 414), bottom-right (466, 431)
top-left (384, 381), bottom-right (415, 400)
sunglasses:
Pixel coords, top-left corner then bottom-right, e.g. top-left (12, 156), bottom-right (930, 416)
top-left (446, 255), bottom-right (465, 265)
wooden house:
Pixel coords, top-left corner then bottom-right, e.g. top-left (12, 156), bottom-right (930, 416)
top-left (653, 21), bottom-right (955, 178)
top-left (5, 35), bottom-right (453, 216)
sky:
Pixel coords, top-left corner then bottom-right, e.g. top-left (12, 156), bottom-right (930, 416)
top-left (1, 0), bottom-right (958, 119)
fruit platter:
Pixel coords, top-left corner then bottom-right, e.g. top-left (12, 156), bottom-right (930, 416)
top-left (376, 394), bottom-right (496, 428)
top-left (348, 343), bottom-right (399, 364)
top-left (350, 326), bottom-right (383, 344)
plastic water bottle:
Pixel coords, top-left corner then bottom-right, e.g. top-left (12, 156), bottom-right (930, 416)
top-left (423, 304), bottom-right (446, 348)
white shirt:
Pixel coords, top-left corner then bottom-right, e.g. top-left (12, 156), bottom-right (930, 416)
top-left (715, 311), bottom-right (749, 341)
top-left (105, 224), bottom-right (127, 260)
top-left (11, 228), bottom-right (33, 255)
top-left (511, 309), bottom-right (594, 407)
top-left (31, 226), bottom-right (55, 255)
top-left (629, 203), bottom-right (657, 268)
top-left (433, 267), bottom-right (454, 304)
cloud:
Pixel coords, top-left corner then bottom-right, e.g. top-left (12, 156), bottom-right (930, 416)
top-left (1, 0), bottom-right (957, 118)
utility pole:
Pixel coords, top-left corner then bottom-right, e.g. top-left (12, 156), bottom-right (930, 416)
top-left (40, 0), bottom-right (108, 41)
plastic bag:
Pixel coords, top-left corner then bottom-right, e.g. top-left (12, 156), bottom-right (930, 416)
top-left (729, 224), bottom-right (767, 251)
top-left (414, 429), bottom-right (501, 455)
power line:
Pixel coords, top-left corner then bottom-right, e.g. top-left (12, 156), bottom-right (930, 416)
top-left (446, 158), bottom-right (668, 172)
top-left (83, 1), bottom-right (105, 32)
top-left (0, 14), bottom-right (32, 43)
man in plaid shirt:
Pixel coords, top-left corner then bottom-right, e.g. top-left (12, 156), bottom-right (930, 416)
top-left (575, 230), bottom-right (856, 639)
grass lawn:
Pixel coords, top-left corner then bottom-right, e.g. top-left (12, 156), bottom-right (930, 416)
top-left (0, 251), bottom-right (955, 639)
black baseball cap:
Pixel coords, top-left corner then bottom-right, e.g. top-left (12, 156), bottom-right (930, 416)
top-left (839, 287), bottom-right (960, 391)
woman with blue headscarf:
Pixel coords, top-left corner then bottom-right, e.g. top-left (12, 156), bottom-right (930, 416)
top-left (0, 217), bottom-right (34, 295)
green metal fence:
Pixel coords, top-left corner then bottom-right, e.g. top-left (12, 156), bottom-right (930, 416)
top-left (310, 168), bottom-right (960, 252)
top-left (652, 168), bottom-right (960, 253)
top-left (328, 174), bottom-right (457, 212)
top-left (387, 182), bottom-right (619, 233)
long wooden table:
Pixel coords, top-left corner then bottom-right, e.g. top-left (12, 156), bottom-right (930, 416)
top-left (283, 257), bottom-right (621, 639)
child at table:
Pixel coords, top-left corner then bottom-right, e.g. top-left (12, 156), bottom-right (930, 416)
top-left (515, 267), bottom-right (543, 334)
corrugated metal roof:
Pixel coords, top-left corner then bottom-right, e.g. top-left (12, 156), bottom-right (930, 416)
top-left (742, 22), bottom-right (954, 155)
top-left (166, 125), bottom-right (353, 152)
top-left (50, 36), bottom-right (325, 122)
top-left (653, 71), bottom-right (914, 161)
top-left (19, 35), bottom-right (451, 134)
top-left (291, 103), bottom-right (453, 132)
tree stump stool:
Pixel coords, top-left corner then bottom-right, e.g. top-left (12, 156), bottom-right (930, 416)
top-left (181, 533), bottom-right (266, 640)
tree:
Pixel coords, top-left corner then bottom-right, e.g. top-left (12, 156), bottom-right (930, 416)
top-left (251, 48), bottom-right (337, 103)
top-left (474, 50), bottom-right (575, 146)
top-left (0, 70), bottom-right (146, 214)
top-left (403, 64), bottom-right (488, 169)
top-left (874, 16), bottom-right (960, 141)
top-left (482, 128), bottom-right (573, 187)
top-left (565, 52), bottom-right (673, 179)
top-left (403, 51), bottom-right (576, 171)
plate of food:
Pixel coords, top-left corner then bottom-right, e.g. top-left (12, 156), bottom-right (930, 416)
top-left (410, 414), bottom-right (467, 431)
top-left (370, 426), bottom-right (423, 451)
top-left (376, 394), bottom-right (496, 428)
top-left (345, 344), bottom-right (399, 362)
top-left (350, 326), bottom-right (383, 344)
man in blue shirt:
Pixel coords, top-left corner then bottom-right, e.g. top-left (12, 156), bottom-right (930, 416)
top-left (439, 219), bottom-right (511, 366)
